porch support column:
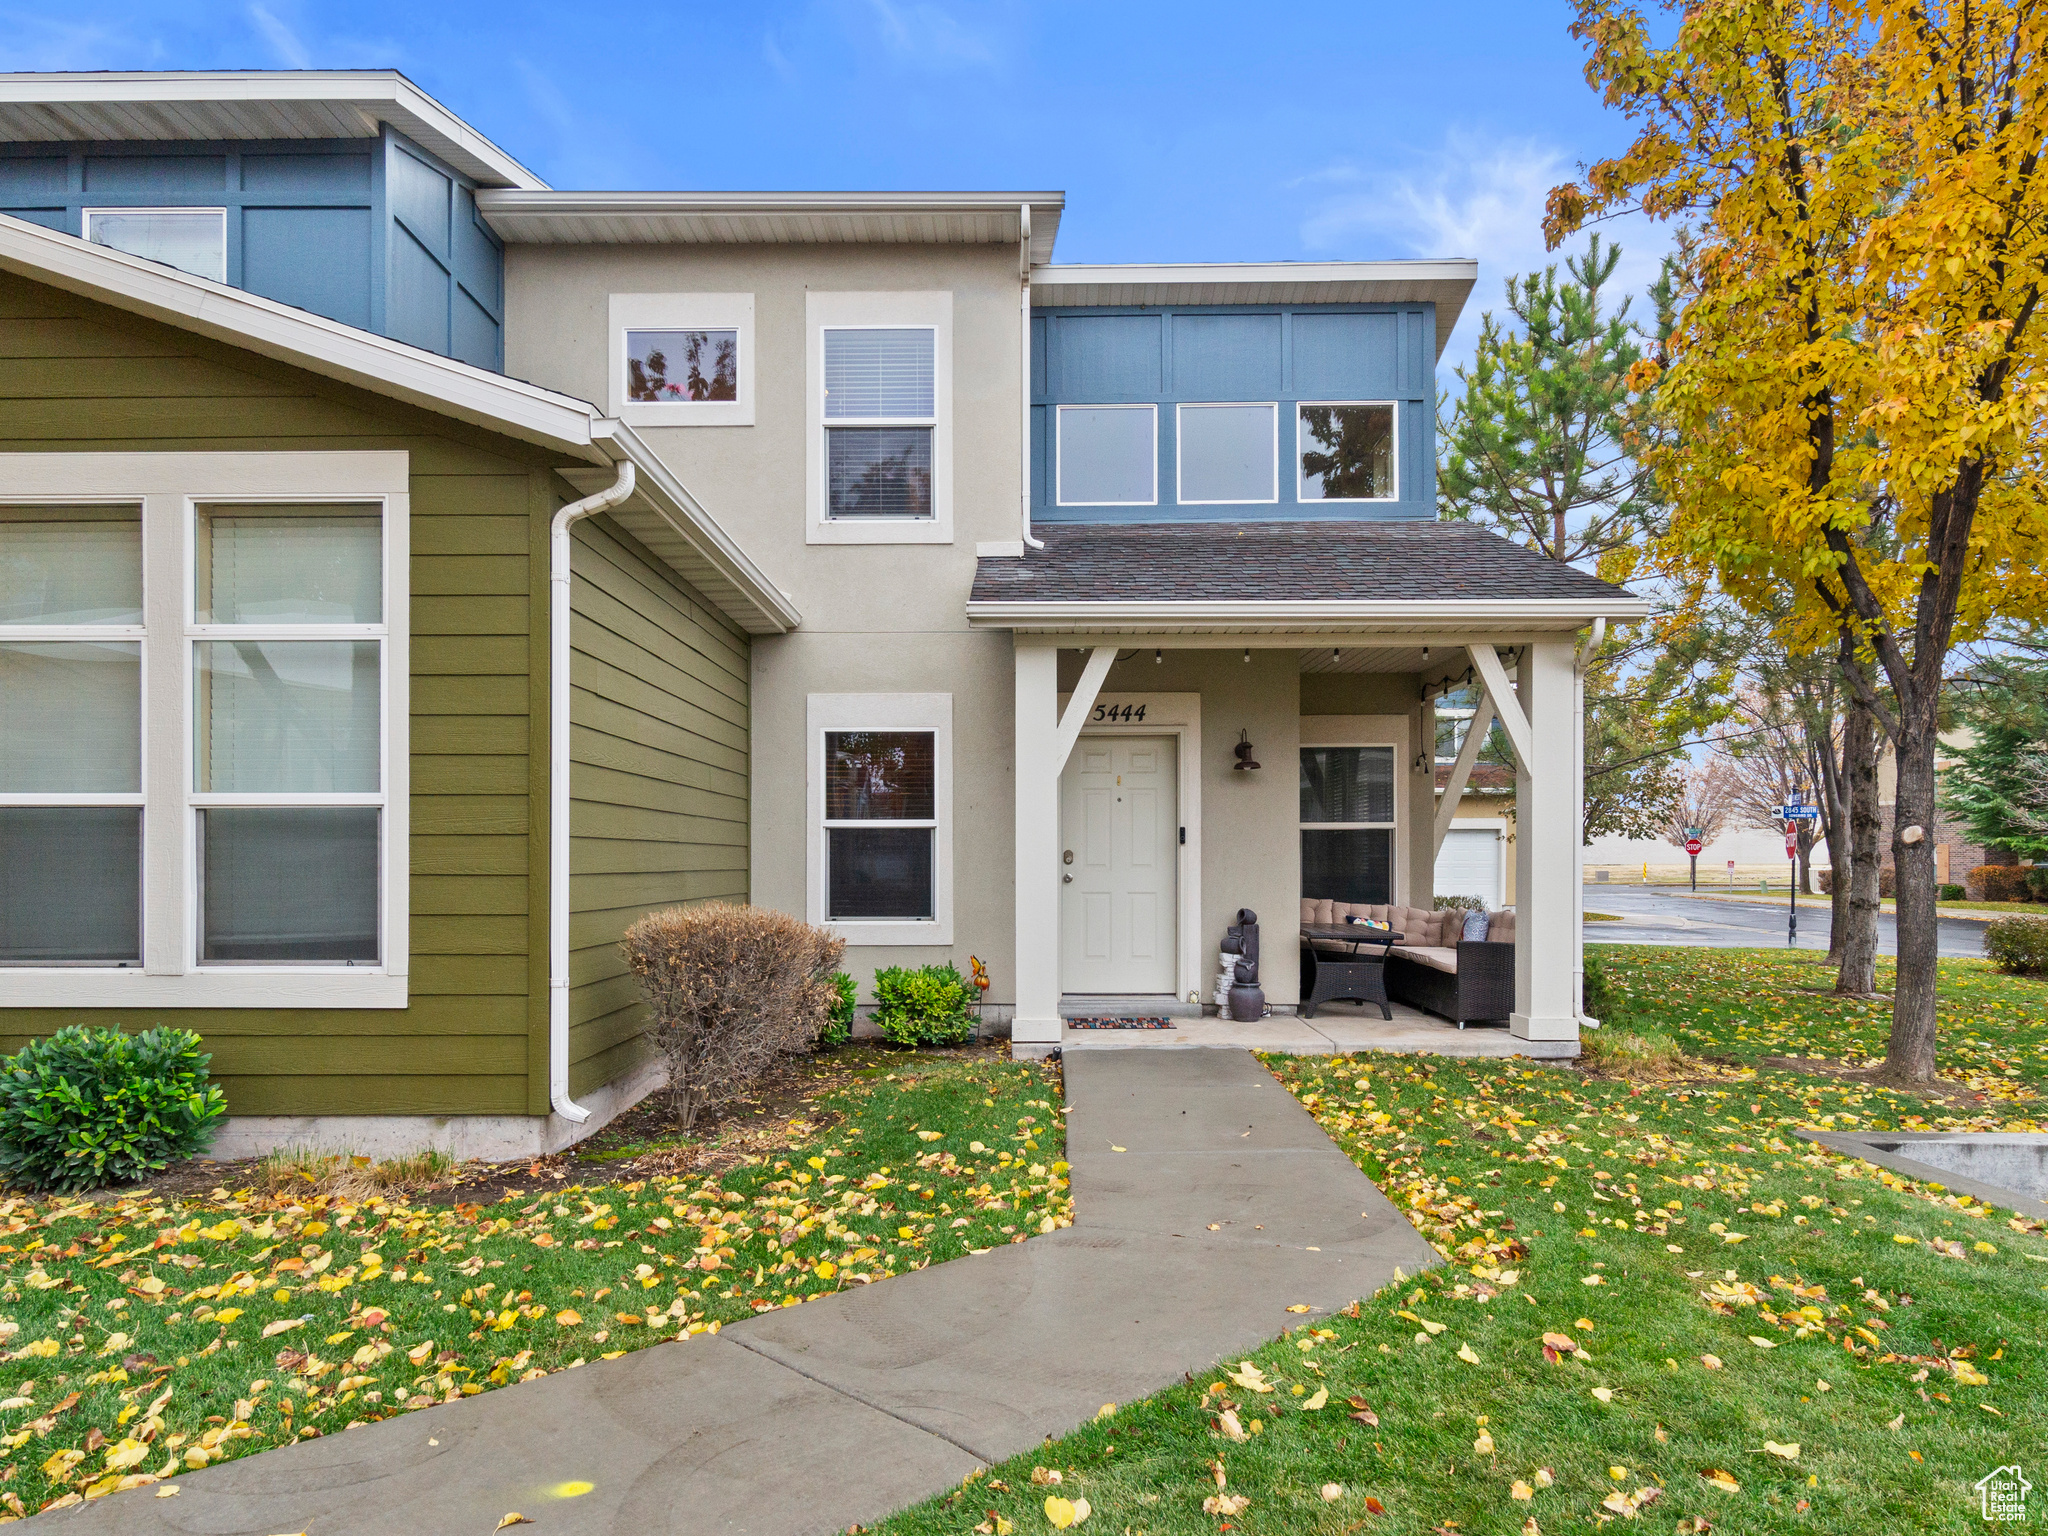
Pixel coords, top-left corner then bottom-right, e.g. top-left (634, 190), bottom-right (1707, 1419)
top-left (1512, 640), bottom-right (1580, 1046)
top-left (1013, 641), bottom-right (1062, 1047)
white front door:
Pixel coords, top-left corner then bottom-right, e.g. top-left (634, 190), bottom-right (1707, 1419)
top-left (1060, 735), bottom-right (1177, 995)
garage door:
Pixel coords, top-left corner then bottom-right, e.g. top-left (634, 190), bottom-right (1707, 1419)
top-left (1435, 826), bottom-right (1503, 906)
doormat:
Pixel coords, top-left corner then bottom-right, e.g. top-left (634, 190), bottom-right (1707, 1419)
top-left (1066, 1016), bottom-right (1175, 1030)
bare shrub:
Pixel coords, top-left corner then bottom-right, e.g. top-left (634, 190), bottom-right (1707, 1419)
top-left (256, 1145), bottom-right (459, 1199)
top-left (621, 903), bottom-right (846, 1129)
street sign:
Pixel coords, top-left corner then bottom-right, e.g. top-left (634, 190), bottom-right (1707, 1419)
top-left (1773, 804), bottom-right (1821, 821)
top-left (1785, 830), bottom-right (1799, 858)
top-left (1684, 837), bottom-right (1704, 856)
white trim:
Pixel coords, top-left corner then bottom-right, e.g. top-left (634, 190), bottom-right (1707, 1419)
top-left (806, 693), bottom-right (954, 946)
top-left (1058, 691), bottom-right (1202, 1002)
top-left (1300, 716), bottom-right (1410, 906)
top-left (1295, 400), bottom-right (1399, 504)
top-left (82, 206), bottom-right (227, 285)
top-left (1054, 646), bottom-right (1117, 772)
top-left (1175, 402), bottom-right (1279, 505)
top-left (1055, 404), bottom-right (1158, 507)
top-left (1434, 691), bottom-right (1498, 855)
top-left (0, 452), bottom-right (408, 1009)
top-left (966, 598), bottom-right (1655, 631)
top-left (1034, 259), bottom-right (1478, 287)
top-left (977, 540), bottom-right (1025, 558)
top-left (805, 293), bottom-right (953, 546)
top-left (1468, 644), bottom-right (1532, 764)
top-left (608, 293), bottom-right (755, 427)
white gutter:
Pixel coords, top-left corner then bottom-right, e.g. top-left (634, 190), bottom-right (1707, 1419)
top-left (549, 459), bottom-right (639, 1123)
top-left (1020, 203), bottom-right (1044, 550)
top-left (1572, 617), bottom-right (1607, 1030)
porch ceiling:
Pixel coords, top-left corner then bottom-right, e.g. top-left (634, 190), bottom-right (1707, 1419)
top-left (1301, 646), bottom-right (1430, 673)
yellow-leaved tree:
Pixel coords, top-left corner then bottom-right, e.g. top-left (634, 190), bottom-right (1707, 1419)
top-left (1547, 0), bottom-right (2048, 1082)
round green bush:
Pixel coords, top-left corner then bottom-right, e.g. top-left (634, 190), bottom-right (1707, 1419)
top-left (819, 972), bottom-right (858, 1048)
top-left (0, 1026), bottom-right (227, 1193)
top-left (1984, 915), bottom-right (2048, 977)
top-left (870, 963), bottom-right (978, 1047)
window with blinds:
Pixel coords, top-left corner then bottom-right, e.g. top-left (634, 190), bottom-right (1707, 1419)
top-left (823, 328), bottom-right (936, 519)
top-left (1300, 745), bottom-right (1397, 905)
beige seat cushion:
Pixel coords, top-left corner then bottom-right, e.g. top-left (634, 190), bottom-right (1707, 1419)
top-left (1391, 944), bottom-right (1458, 974)
top-left (1486, 909), bottom-right (1517, 943)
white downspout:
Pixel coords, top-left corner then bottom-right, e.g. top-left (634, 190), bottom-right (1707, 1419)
top-left (1572, 616), bottom-right (1606, 1029)
top-left (1020, 202), bottom-right (1044, 550)
top-left (549, 458), bottom-right (638, 1123)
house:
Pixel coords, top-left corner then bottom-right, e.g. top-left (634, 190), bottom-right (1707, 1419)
top-left (0, 71), bottom-right (1645, 1157)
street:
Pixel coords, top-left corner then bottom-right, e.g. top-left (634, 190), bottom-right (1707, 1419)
top-left (1583, 886), bottom-right (1988, 959)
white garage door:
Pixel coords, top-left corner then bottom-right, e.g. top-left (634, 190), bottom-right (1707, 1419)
top-left (1436, 826), bottom-right (1503, 906)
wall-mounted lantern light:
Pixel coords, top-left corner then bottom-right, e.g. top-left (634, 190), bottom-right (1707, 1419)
top-left (1233, 730), bottom-right (1261, 772)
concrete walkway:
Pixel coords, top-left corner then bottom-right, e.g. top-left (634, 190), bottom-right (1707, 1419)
top-left (40, 1051), bottom-right (1436, 1535)
top-left (1060, 1003), bottom-right (1571, 1059)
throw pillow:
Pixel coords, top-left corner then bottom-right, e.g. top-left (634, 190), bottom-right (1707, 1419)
top-left (1461, 908), bottom-right (1491, 943)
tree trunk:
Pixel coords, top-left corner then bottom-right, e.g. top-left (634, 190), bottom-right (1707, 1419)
top-left (1879, 704), bottom-right (1942, 1081)
top-left (1838, 698), bottom-right (1881, 996)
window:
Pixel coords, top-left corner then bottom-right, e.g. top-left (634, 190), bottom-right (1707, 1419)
top-left (1300, 746), bottom-right (1396, 905)
top-left (84, 208), bottom-right (226, 283)
top-left (807, 693), bottom-right (952, 943)
top-left (1178, 402), bottom-right (1277, 504)
top-left (625, 330), bottom-right (737, 403)
top-left (0, 507), bottom-right (144, 965)
top-left (1056, 405), bottom-right (1156, 505)
top-left (825, 732), bottom-right (934, 920)
top-left (0, 452), bottom-right (408, 1008)
top-left (192, 505), bottom-right (385, 963)
top-left (824, 328), bottom-right (935, 519)
top-left (609, 294), bottom-right (755, 426)
top-left (807, 292), bottom-right (952, 545)
top-left (1298, 402), bottom-right (1397, 501)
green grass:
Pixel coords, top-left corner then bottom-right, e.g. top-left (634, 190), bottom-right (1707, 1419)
top-left (875, 951), bottom-right (2047, 1536)
top-left (0, 1047), bottom-right (1066, 1515)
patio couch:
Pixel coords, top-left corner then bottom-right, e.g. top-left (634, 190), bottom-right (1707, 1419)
top-left (1298, 901), bottom-right (1517, 1027)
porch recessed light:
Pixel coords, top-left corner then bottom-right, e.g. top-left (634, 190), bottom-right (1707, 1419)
top-left (1422, 645), bottom-right (1431, 662)
top-left (1243, 648), bottom-right (1250, 664)
top-left (1154, 649), bottom-right (1162, 664)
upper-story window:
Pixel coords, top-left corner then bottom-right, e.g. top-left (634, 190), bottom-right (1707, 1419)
top-left (1298, 402), bottom-right (1396, 502)
top-left (1179, 402), bottom-right (1278, 504)
top-left (824, 327), bottom-right (935, 518)
top-left (609, 294), bottom-right (754, 427)
top-left (84, 207), bottom-right (226, 283)
top-left (1056, 404), bottom-right (1155, 506)
top-left (806, 292), bottom-right (954, 545)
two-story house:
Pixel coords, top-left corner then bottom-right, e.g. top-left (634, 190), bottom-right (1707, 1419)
top-left (0, 71), bottom-right (1644, 1158)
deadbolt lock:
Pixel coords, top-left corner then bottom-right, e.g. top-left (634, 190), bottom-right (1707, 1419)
top-left (1062, 849), bottom-right (1074, 865)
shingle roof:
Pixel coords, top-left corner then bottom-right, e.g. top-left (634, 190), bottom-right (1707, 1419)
top-left (971, 521), bottom-right (1635, 605)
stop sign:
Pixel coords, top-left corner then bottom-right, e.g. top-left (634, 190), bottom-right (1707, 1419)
top-left (1785, 830), bottom-right (1799, 858)
top-left (1684, 837), bottom-right (1703, 857)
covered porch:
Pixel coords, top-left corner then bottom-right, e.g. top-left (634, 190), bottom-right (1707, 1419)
top-left (967, 521), bottom-right (1651, 1061)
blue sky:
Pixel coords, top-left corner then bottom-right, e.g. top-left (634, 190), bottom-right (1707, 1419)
top-left (0, 0), bottom-right (1673, 365)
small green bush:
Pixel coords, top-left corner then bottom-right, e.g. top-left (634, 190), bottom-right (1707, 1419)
top-left (870, 963), bottom-right (978, 1047)
top-left (1432, 895), bottom-right (1486, 913)
top-left (819, 972), bottom-right (858, 1048)
top-left (0, 1026), bottom-right (227, 1193)
top-left (1985, 916), bottom-right (2048, 977)
top-left (1581, 951), bottom-right (1631, 1027)
top-left (1939, 882), bottom-right (1967, 902)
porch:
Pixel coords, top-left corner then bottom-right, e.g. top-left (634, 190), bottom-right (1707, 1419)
top-left (966, 521), bottom-right (1652, 1061)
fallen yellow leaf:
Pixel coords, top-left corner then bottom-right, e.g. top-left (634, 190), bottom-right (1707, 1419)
top-left (1202, 1494), bottom-right (1250, 1516)
top-left (1700, 1354), bottom-right (1723, 1370)
top-left (1320, 1483), bottom-right (1344, 1502)
top-left (1764, 1441), bottom-right (1800, 1461)
top-left (260, 1319), bottom-right (305, 1339)
top-left (497, 1517), bottom-right (534, 1531)
top-left (1044, 1495), bottom-right (1091, 1527)
top-left (1302, 1387), bottom-right (1328, 1410)
top-left (1474, 1429), bottom-right (1495, 1455)
top-left (1511, 1480), bottom-right (1534, 1500)
top-left (1457, 1344), bottom-right (1481, 1364)
top-left (1591, 1387), bottom-right (1615, 1403)
top-left (1747, 1336), bottom-right (1777, 1349)
top-left (1701, 1469), bottom-right (1741, 1493)
top-left (1286, 1304), bottom-right (1311, 1313)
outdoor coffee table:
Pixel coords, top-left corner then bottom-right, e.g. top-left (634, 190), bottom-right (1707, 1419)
top-left (1298, 924), bottom-right (1403, 1020)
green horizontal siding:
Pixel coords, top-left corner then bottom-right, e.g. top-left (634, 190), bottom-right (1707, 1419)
top-left (0, 272), bottom-right (560, 1119)
top-left (566, 514), bottom-right (750, 1099)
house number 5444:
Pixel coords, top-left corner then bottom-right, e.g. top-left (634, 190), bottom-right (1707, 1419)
top-left (1089, 702), bottom-right (1146, 722)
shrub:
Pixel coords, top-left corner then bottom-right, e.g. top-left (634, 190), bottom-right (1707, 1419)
top-left (1579, 1027), bottom-right (1690, 1080)
top-left (1432, 895), bottom-right (1486, 913)
top-left (819, 972), bottom-right (858, 1049)
top-left (870, 963), bottom-right (978, 1047)
top-left (257, 1145), bottom-right (457, 1199)
top-left (1879, 865), bottom-right (1896, 899)
top-left (1968, 864), bottom-right (2034, 902)
top-left (1581, 951), bottom-right (1626, 1027)
top-left (0, 1026), bottom-right (226, 1193)
top-left (1939, 883), bottom-right (1967, 902)
top-left (1985, 916), bottom-right (2048, 977)
top-left (620, 903), bottom-right (845, 1128)
top-left (2029, 866), bottom-right (2048, 903)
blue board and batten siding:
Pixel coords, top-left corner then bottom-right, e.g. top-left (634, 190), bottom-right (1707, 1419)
top-left (1030, 304), bottom-right (1436, 522)
top-left (0, 127), bottom-right (503, 370)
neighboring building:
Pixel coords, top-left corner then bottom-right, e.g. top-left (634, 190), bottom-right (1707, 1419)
top-left (1877, 734), bottom-right (1994, 887)
top-left (0, 72), bottom-right (1644, 1155)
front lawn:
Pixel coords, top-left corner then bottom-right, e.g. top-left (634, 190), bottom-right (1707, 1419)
top-left (876, 951), bottom-right (2045, 1536)
top-left (0, 1047), bottom-right (1067, 1516)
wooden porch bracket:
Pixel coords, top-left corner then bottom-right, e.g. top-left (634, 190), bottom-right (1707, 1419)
top-left (1053, 646), bottom-right (1117, 774)
top-left (1433, 692), bottom-right (1498, 858)
top-left (1466, 644), bottom-right (1532, 765)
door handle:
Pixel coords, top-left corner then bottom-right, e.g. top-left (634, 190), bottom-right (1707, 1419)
top-left (1062, 874), bottom-right (1073, 883)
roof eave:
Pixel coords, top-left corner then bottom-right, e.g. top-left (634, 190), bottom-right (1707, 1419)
top-left (965, 597), bottom-right (1652, 634)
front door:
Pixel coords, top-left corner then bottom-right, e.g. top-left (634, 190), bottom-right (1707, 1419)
top-left (1060, 735), bottom-right (1177, 994)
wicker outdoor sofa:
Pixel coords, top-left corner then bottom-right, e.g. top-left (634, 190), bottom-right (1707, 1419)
top-left (1298, 900), bottom-right (1517, 1027)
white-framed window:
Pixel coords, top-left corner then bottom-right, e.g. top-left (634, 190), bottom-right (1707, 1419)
top-left (1297, 401), bottom-right (1398, 502)
top-left (609, 293), bottom-right (755, 427)
top-left (1177, 401), bottom-right (1278, 504)
top-left (84, 207), bottom-right (227, 284)
top-left (1300, 743), bottom-right (1399, 907)
top-left (0, 452), bottom-right (409, 1009)
top-left (806, 693), bottom-right (953, 944)
top-left (806, 292), bottom-right (953, 545)
top-left (1056, 404), bottom-right (1157, 506)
